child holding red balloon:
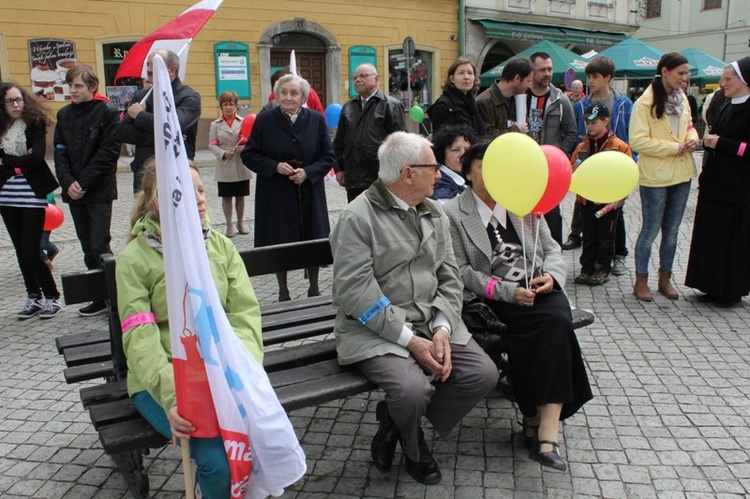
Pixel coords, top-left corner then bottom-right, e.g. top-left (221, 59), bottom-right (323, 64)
top-left (40, 193), bottom-right (62, 270)
top-left (571, 104), bottom-right (632, 286)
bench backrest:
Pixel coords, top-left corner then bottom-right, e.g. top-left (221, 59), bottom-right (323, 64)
top-left (80, 239), bottom-right (334, 381)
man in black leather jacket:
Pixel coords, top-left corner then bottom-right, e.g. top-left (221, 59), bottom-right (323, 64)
top-left (333, 63), bottom-right (406, 202)
top-left (119, 49), bottom-right (201, 192)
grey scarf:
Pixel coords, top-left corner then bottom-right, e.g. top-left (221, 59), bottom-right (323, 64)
top-left (664, 90), bottom-right (684, 116)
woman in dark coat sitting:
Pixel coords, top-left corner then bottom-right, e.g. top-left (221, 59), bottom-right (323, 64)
top-left (241, 74), bottom-right (335, 301)
top-left (427, 57), bottom-right (486, 137)
top-left (430, 124), bottom-right (474, 203)
top-left (685, 57), bottom-right (750, 307)
top-left (443, 141), bottom-right (592, 472)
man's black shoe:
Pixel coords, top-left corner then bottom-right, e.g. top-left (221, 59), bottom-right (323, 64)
top-left (404, 430), bottom-right (442, 485)
top-left (371, 401), bottom-right (399, 472)
top-left (561, 236), bottom-right (581, 250)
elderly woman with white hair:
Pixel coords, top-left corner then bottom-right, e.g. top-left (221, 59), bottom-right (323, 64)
top-left (686, 56), bottom-right (750, 307)
top-left (241, 74), bottom-right (335, 301)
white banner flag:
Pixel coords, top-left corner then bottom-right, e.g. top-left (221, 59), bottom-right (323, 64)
top-left (152, 54), bottom-right (306, 499)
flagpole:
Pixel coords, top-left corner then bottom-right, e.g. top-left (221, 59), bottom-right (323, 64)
top-left (181, 439), bottom-right (196, 499)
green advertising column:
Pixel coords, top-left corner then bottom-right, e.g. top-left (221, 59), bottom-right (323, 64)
top-left (214, 41), bottom-right (250, 99)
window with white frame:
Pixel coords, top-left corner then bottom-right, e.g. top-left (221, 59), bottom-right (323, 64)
top-left (388, 48), bottom-right (433, 108)
top-left (587, 0), bottom-right (613, 20)
top-left (702, 0), bottom-right (721, 10)
top-left (506, 0), bottom-right (533, 10)
top-left (645, 0), bottom-right (662, 18)
top-left (548, 0), bottom-right (575, 16)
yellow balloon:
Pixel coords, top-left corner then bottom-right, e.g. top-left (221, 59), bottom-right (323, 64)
top-left (482, 133), bottom-right (548, 216)
top-left (570, 151), bottom-right (639, 203)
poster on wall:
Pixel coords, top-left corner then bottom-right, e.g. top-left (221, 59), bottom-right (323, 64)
top-left (27, 38), bottom-right (77, 102)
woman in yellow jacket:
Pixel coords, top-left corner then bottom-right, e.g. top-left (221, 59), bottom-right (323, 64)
top-left (629, 53), bottom-right (699, 302)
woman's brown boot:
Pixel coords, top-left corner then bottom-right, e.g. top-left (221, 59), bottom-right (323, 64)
top-left (633, 274), bottom-right (652, 302)
top-left (658, 270), bottom-right (679, 299)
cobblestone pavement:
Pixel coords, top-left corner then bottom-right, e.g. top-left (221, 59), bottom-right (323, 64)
top-left (2, 151), bottom-right (750, 498)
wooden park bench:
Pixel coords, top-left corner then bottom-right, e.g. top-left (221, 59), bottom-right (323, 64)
top-left (55, 238), bottom-right (595, 498)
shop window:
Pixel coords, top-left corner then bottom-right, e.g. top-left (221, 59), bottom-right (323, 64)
top-left (388, 48), bottom-right (433, 108)
top-left (103, 41), bottom-right (138, 87)
top-left (702, 0), bottom-right (721, 9)
top-left (100, 41), bottom-right (140, 110)
top-left (645, 0), bottom-right (662, 18)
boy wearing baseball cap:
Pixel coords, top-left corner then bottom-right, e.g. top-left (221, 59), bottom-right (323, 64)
top-left (571, 104), bottom-right (632, 286)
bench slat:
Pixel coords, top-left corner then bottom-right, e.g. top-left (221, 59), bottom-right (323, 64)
top-left (90, 398), bottom-right (141, 430)
top-left (98, 419), bottom-right (168, 455)
top-left (242, 238), bottom-right (332, 277)
top-left (63, 342), bottom-right (112, 367)
top-left (259, 294), bottom-right (332, 316)
top-left (277, 371), bottom-right (376, 413)
top-left (64, 361), bottom-right (114, 384)
top-left (268, 358), bottom-right (353, 389)
top-left (262, 305), bottom-right (335, 331)
top-left (56, 330), bottom-right (109, 354)
top-left (263, 318), bottom-right (335, 346)
top-left (80, 381), bottom-right (128, 408)
top-left (263, 339), bottom-right (337, 373)
top-left (61, 269), bottom-right (107, 305)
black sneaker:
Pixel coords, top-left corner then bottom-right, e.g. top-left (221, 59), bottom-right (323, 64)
top-left (79, 301), bottom-right (108, 317)
top-left (39, 298), bottom-right (63, 319)
top-left (574, 273), bottom-right (592, 285)
top-left (587, 270), bottom-right (610, 286)
top-left (18, 297), bottom-right (43, 320)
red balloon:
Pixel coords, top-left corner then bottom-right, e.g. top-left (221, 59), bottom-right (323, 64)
top-left (532, 145), bottom-right (572, 217)
top-left (238, 113), bottom-right (256, 144)
top-left (44, 204), bottom-right (64, 231)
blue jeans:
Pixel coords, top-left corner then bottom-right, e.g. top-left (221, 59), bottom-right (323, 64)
top-left (634, 182), bottom-right (691, 275)
top-left (132, 391), bottom-right (231, 499)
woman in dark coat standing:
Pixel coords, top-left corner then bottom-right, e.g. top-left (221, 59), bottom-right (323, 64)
top-left (241, 74), bottom-right (335, 301)
top-left (685, 57), bottom-right (750, 307)
top-left (427, 57), bottom-right (486, 138)
top-left (0, 83), bottom-right (62, 319)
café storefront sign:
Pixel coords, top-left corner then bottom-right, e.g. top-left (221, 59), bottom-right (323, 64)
top-left (474, 19), bottom-right (625, 48)
top-left (28, 38), bottom-right (77, 101)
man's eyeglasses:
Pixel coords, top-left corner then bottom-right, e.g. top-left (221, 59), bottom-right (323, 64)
top-left (409, 163), bottom-right (440, 173)
top-left (351, 73), bottom-right (376, 81)
top-left (4, 97), bottom-right (23, 106)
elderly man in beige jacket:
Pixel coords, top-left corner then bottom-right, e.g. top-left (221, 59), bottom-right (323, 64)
top-left (330, 131), bottom-right (498, 486)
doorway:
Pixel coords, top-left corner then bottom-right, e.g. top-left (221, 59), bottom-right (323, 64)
top-left (271, 32), bottom-right (327, 107)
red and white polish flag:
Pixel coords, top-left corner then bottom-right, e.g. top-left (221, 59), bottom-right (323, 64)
top-left (152, 54), bottom-right (306, 498)
top-left (115, 0), bottom-right (222, 83)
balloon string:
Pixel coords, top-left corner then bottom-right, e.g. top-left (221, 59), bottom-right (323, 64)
top-left (531, 216), bottom-right (540, 281)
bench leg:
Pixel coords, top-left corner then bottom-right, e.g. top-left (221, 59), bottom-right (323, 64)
top-left (111, 449), bottom-right (150, 498)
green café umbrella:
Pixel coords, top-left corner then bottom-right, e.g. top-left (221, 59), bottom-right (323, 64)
top-left (682, 47), bottom-right (726, 84)
top-left (479, 40), bottom-right (589, 87)
top-left (596, 37), bottom-right (664, 78)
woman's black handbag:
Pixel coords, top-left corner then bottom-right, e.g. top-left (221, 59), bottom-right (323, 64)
top-left (461, 290), bottom-right (507, 373)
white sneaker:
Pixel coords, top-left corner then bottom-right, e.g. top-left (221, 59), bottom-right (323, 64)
top-left (611, 257), bottom-right (628, 276)
top-left (39, 298), bottom-right (63, 319)
top-left (18, 297), bottom-right (43, 320)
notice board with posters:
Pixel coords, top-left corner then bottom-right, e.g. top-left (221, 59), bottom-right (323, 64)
top-left (27, 38), bottom-right (77, 102)
top-left (214, 41), bottom-right (250, 99)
